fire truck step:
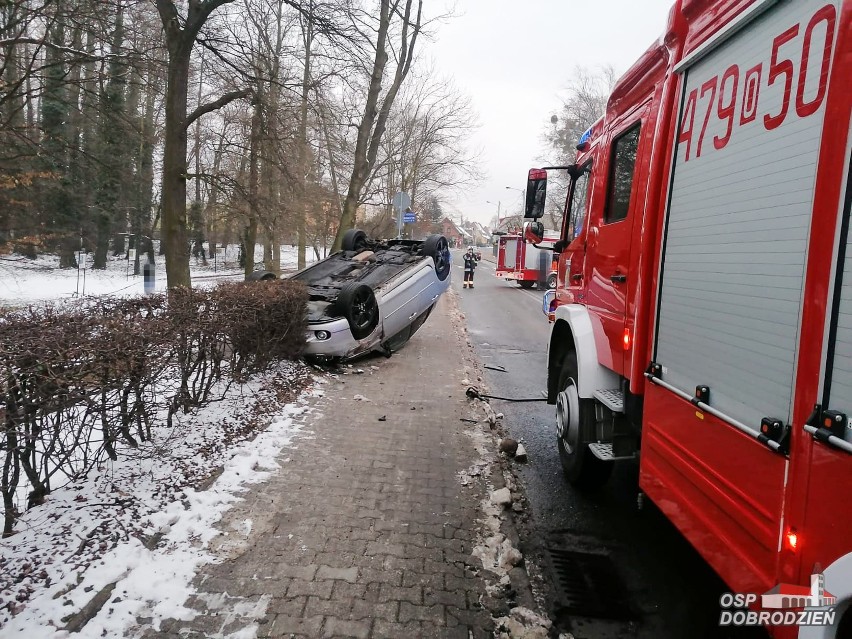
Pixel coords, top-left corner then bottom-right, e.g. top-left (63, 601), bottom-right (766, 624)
top-left (593, 389), bottom-right (624, 412)
top-left (588, 442), bottom-right (633, 461)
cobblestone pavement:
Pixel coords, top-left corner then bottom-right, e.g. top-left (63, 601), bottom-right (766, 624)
top-left (139, 292), bottom-right (529, 638)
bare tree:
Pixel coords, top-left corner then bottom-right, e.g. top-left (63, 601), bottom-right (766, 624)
top-left (377, 73), bottom-right (480, 213)
top-left (155, 0), bottom-right (250, 289)
top-left (546, 65), bottom-right (616, 163)
top-left (542, 65), bottom-right (615, 229)
top-left (330, 0), bottom-right (423, 251)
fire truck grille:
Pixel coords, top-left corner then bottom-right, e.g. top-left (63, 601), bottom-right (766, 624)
top-left (545, 547), bottom-right (636, 621)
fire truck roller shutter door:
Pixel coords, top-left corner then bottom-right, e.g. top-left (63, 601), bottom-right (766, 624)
top-left (654, 0), bottom-right (842, 429)
top-left (504, 238), bottom-right (518, 269)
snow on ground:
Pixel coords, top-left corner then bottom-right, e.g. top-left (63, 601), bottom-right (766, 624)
top-left (0, 243), bottom-right (319, 307)
top-left (0, 248), bottom-right (325, 636)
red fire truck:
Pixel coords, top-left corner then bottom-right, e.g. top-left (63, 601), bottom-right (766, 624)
top-left (525, 0), bottom-right (852, 635)
top-left (495, 232), bottom-right (559, 289)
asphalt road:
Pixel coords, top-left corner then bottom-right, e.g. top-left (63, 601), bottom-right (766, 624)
top-left (451, 250), bottom-right (768, 639)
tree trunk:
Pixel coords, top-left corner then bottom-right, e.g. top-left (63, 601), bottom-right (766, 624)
top-left (161, 49), bottom-right (192, 288)
top-left (243, 95), bottom-right (262, 279)
top-left (297, 10), bottom-right (313, 270)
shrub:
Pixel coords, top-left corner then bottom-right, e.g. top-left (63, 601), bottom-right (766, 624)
top-left (0, 281), bottom-right (307, 537)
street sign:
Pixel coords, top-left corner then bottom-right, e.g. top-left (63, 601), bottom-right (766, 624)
top-left (392, 191), bottom-right (411, 210)
top-left (403, 212), bottom-right (416, 223)
top-left (393, 191), bottom-right (412, 239)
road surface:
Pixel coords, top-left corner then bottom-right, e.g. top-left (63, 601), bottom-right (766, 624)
top-left (452, 249), bottom-right (767, 639)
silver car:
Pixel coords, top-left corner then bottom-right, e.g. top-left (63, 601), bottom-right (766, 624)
top-left (262, 230), bottom-right (451, 361)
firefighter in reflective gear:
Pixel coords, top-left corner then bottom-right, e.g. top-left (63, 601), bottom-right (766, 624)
top-left (463, 247), bottom-right (479, 288)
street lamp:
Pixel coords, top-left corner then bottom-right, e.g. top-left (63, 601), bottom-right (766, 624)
top-left (503, 187), bottom-right (526, 233)
top-left (486, 200), bottom-right (502, 232)
top-left (505, 185), bottom-right (525, 208)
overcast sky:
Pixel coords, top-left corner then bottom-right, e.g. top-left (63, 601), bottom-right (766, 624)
top-left (425, 0), bottom-right (675, 226)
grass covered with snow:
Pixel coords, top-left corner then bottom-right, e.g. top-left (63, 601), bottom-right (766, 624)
top-left (1, 362), bottom-right (321, 637)
top-left (0, 247), bottom-right (324, 636)
top-left (0, 243), bottom-right (318, 307)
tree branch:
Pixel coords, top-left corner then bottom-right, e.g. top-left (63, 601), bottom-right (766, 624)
top-left (184, 88), bottom-right (251, 131)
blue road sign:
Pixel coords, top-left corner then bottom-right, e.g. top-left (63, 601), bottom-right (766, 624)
top-left (403, 212), bottom-right (416, 223)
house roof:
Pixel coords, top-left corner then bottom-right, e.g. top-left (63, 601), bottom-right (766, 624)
top-left (764, 584), bottom-right (812, 596)
top-left (441, 217), bottom-right (464, 236)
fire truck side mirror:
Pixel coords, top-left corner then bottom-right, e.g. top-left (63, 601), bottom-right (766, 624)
top-left (525, 168), bottom-right (547, 219)
top-left (524, 221), bottom-right (544, 244)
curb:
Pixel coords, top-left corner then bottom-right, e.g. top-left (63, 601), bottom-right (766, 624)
top-left (447, 288), bottom-right (555, 637)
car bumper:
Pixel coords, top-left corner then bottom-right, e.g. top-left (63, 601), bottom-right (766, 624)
top-left (303, 318), bottom-right (378, 358)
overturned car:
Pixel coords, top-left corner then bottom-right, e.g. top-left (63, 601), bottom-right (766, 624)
top-left (254, 230), bottom-right (451, 361)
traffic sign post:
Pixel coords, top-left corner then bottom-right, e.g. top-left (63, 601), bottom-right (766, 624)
top-left (392, 191), bottom-right (411, 239)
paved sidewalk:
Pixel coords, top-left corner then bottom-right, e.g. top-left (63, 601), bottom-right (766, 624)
top-left (140, 292), bottom-right (533, 638)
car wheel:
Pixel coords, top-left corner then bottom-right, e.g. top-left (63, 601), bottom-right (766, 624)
top-left (422, 235), bottom-right (451, 281)
top-left (336, 282), bottom-right (379, 340)
top-left (342, 229), bottom-right (368, 252)
top-left (556, 351), bottom-right (612, 490)
top-left (247, 270), bottom-right (277, 281)
top-left (519, 280), bottom-right (535, 289)
top-left (547, 273), bottom-right (557, 289)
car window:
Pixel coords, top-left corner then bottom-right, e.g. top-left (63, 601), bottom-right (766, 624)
top-left (567, 163), bottom-right (591, 240)
top-left (604, 124), bottom-right (641, 224)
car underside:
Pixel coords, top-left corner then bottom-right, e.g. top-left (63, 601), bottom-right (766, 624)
top-left (255, 230), bottom-right (451, 361)
top-left (291, 239), bottom-right (434, 324)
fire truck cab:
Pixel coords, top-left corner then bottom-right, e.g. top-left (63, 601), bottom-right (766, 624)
top-left (527, 0), bottom-right (852, 635)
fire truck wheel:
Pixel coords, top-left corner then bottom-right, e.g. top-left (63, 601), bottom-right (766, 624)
top-left (519, 281), bottom-right (535, 289)
top-left (555, 351), bottom-right (613, 490)
top-left (546, 273), bottom-right (557, 289)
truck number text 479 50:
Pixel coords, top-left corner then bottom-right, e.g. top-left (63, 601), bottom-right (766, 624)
top-left (678, 3), bottom-right (837, 162)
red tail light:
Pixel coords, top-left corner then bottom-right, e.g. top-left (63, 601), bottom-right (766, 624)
top-left (623, 328), bottom-right (631, 351)
top-left (785, 529), bottom-right (799, 552)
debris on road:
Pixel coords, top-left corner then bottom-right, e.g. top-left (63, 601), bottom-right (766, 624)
top-left (473, 532), bottom-right (524, 574)
top-left (352, 394), bottom-right (370, 401)
top-left (494, 606), bottom-right (553, 639)
top-left (499, 438), bottom-right (519, 456)
top-left (377, 415), bottom-right (386, 421)
top-left (514, 444), bottom-right (528, 463)
top-left (490, 487), bottom-right (512, 507)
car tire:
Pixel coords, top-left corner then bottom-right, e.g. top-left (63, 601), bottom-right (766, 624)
top-left (247, 270), bottom-right (277, 281)
top-left (422, 235), bottom-right (451, 281)
top-left (519, 280), bottom-right (535, 289)
top-left (342, 229), bottom-right (368, 252)
top-left (547, 273), bottom-right (557, 289)
top-left (556, 351), bottom-right (613, 490)
top-left (335, 282), bottom-right (379, 340)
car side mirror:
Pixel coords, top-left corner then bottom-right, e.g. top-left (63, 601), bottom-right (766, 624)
top-left (525, 168), bottom-right (547, 219)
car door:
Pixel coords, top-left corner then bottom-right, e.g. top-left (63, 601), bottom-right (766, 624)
top-left (584, 118), bottom-right (646, 377)
top-left (380, 259), bottom-right (435, 340)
